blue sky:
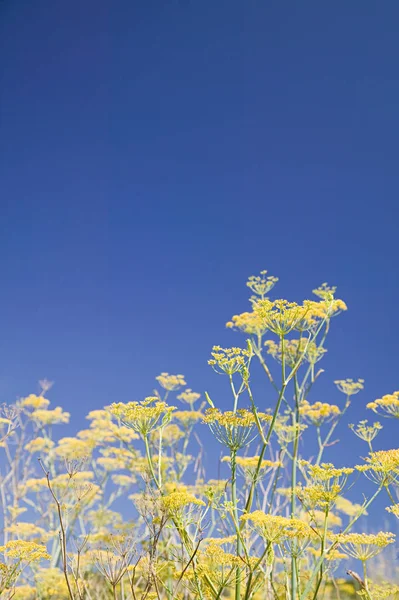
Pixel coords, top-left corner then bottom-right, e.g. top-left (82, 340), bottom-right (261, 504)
top-left (1, 1), bottom-right (398, 495)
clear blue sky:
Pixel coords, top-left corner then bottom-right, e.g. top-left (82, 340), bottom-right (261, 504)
top-left (1, 2), bottom-right (398, 485)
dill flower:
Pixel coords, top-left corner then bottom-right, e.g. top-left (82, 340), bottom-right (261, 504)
top-left (349, 420), bottom-right (383, 444)
top-left (335, 496), bottom-right (366, 517)
top-left (265, 338), bottom-right (327, 367)
top-left (55, 436), bottom-right (96, 460)
top-left (222, 455), bottom-right (281, 481)
top-left (334, 378), bottom-right (364, 396)
top-left (312, 283), bottom-right (337, 299)
top-left (299, 400), bottom-right (340, 426)
top-left (357, 583), bottom-right (399, 599)
top-left (0, 540), bottom-right (50, 562)
top-left (161, 491), bottom-right (205, 514)
top-left (155, 372), bottom-right (186, 391)
top-left (337, 531), bottom-right (395, 561)
top-left (246, 269), bottom-right (279, 299)
top-left (241, 511), bottom-right (312, 543)
top-left (226, 310), bottom-right (268, 336)
top-left (176, 388), bottom-right (201, 405)
top-left (20, 394), bottom-right (50, 410)
top-left (356, 448), bottom-right (399, 485)
top-left (30, 406), bottom-right (70, 425)
top-left (24, 437), bottom-right (55, 453)
top-left (108, 397), bottom-right (176, 436)
top-left (254, 299), bottom-right (312, 335)
top-left (150, 423), bottom-right (184, 446)
top-left (274, 418), bottom-right (307, 446)
top-left (203, 408), bottom-right (271, 451)
top-left (208, 346), bottom-right (250, 376)
top-left (367, 391), bottom-right (399, 418)
top-left (386, 504), bottom-right (399, 519)
top-left (297, 463), bottom-right (353, 509)
top-left (174, 410), bottom-right (203, 427)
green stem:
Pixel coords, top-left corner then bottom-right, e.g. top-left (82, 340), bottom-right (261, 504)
top-left (231, 449), bottom-right (242, 600)
top-left (300, 484), bottom-right (383, 599)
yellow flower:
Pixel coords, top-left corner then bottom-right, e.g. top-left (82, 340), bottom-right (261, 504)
top-left (356, 448), bottom-right (399, 485)
top-left (265, 339), bottom-right (327, 367)
top-left (367, 391), bottom-right (399, 418)
top-left (349, 420), bottom-right (383, 443)
top-left (174, 410), bottom-right (203, 427)
top-left (20, 394), bottom-right (50, 410)
top-left (222, 455), bottom-right (281, 481)
top-left (299, 400), bottom-right (340, 426)
top-left (226, 310), bottom-right (268, 336)
top-left (241, 511), bottom-right (312, 543)
top-left (31, 407), bottom-right (70, 425)
top-left (24, 437), bottom-right (55, 453)
top-left (208, 346), bottom-right (250, 375)
top-left (335, 496), bottom-right (366, 517)
top-left (337, 531), bottom-right (395, 561)
top-left (156, 372), bottom-right (186, 391)
top-left (0, 539), bottom-right (50, 562)
top-left (254, 299), bottom-right (312, 335)
top-left (150, 423), bottom-right (184, 446)
top-left (108, 397), bottom-right (176, 436)
top-left (161, 491), bottom-right (205, 514)
top-left (246, 270), bottom-right (279, 298)
top-left (55, 436), bottom-right (96, 459)
top-left (334, 378), bottom-right (364, 396)
top-left (312, 283), bottom-right (337, 299)
top-left (177, 388), bottom-right (201, 405)
top-left (203, 408), bottom-right (271, 450)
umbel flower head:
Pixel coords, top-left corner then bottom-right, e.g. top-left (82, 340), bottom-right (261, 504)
top-left (356, 448), bottom-right (399, 485)
top-left (246, 269), bottom-right (279, 299)
top-left (221, 455), bottom-right (281, 482)
top-left (208, 346), bottom-right (251, 376)
top-left (108, 397), bottom-right (176, 436)
top-left (176, 388), bottom-right (201, 406)
top-left (161, 491), bottom-right (205, 515)
top-left (299, 400), bottom-right (340, 427)
top-left (203, 408), bottom-right (271, 451)
top-left (155, 373), bottom-right (186, 391)
top-left (241, 511), bottom-right (312, 544)
top-left (349, 420), bottom-right (383, 444)
top-left (334, 378), bottom-right (364, 396)
top-left (265, 338), bottom-right (327, 367)
top-left (337, 531), bottom-right (395, 561)
top-left (367, 391), bottom-right (399, 419)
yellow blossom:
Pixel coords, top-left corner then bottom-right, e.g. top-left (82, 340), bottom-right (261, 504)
top-left (349, 420), bottom-right (383, 443)
top-left (0, 539), bottom-right (50, 562)
top-left (203, 408), bottom-right (271, 450)
top-left (246, 270), bottom-right (279, 298)
top-left (177, 388), bottom-right (201, 405)
top-left (241, 511), bottom-right (312, 543)
top-left (20, 394), bottom-right (50, 410)
top-left (337, 531), bottom-right (395, 561)
top-left (31, 407), bottom-right (70, 425)
top-left (208, 345), bottom-right (251, 375)
top-left (161, 491), bottom-right (205, 513)
top-left (108, 397), bottom-right (176, 436)
top-left (174, 410), bottom-right (203, 427)
top-left (299, 400), bottom-right (340, 426)
top-left (24, 437), bottom-right (55, 453)
top-left (156, 372), bottom-right (186, 391)
top-left (334, 378), bottom-right (364, 396)
top-left (367, 391), bottom-right (399, 418)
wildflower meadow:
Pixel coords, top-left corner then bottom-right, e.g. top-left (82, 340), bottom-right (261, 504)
top-left (1, 270), bottom-right (399, 600)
